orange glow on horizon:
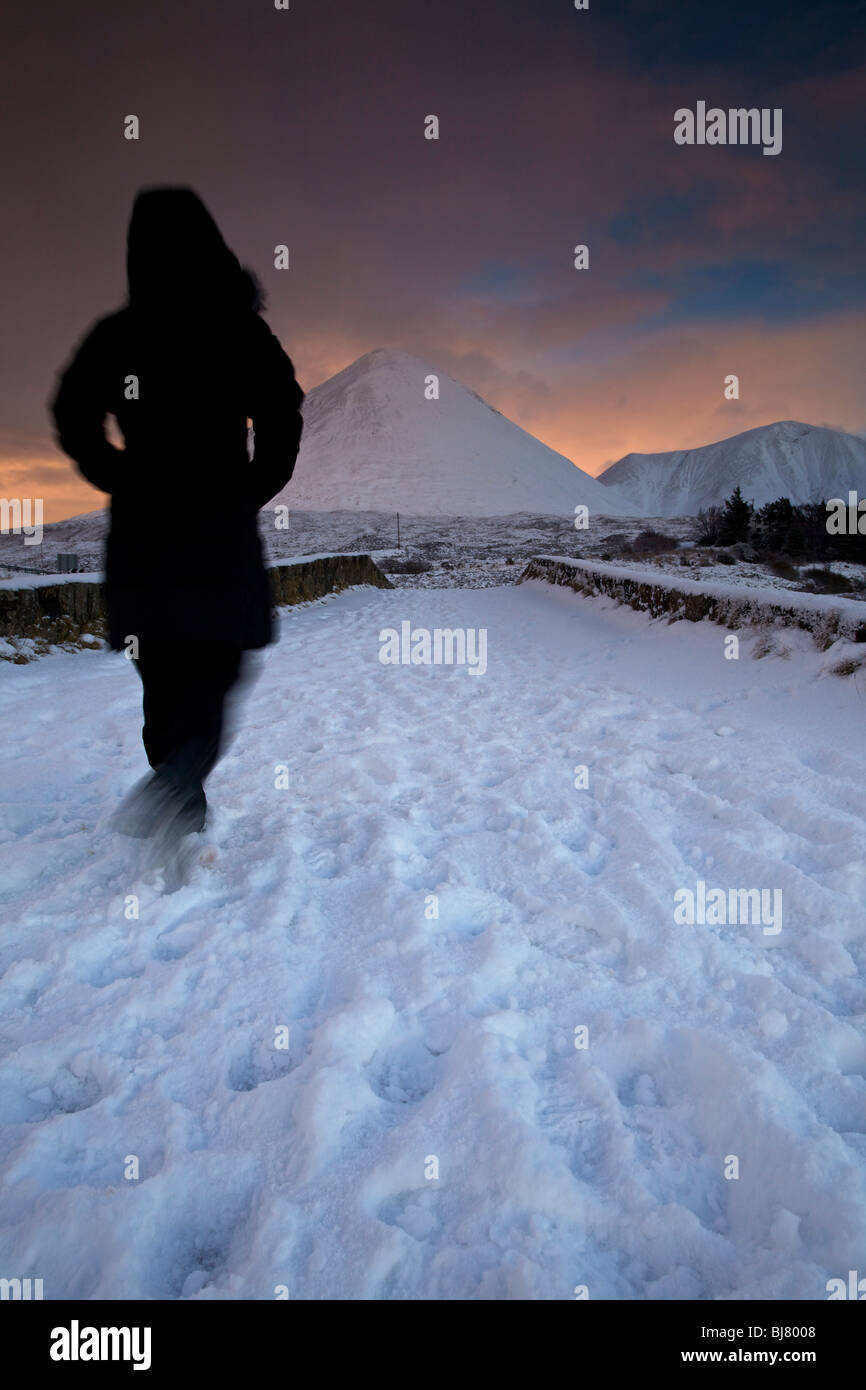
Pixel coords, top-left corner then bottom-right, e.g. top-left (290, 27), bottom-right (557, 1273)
top-left (6, 307), bottom-right (864, 525)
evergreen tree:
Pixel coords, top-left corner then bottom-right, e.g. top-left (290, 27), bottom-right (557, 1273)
top-left (718, 486), bottom-right (753, 545)
top-left (753, 497), bottom-right (795, 553)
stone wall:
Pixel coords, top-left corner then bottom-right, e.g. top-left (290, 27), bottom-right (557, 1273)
top-left (520, 555), bottom-right (866, 649)
top-left (0, 579), bottom-right (108, 647)
top-left (267, 553), bottom-right (392, 606)
top-left (0, 554), bottom-right (392, 660)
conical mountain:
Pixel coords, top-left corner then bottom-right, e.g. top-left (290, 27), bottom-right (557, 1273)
top-left (271, 348), bottom-right (623, 517)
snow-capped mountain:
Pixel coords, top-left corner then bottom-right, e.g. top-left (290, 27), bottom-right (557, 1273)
top-left (598, 420), bottom-right (866, 517)
top-left (271, 348), bottom-right (625, 517)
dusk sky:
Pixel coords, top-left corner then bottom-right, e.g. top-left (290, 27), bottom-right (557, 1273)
top-left (2, 0), bottom-right (865, 521)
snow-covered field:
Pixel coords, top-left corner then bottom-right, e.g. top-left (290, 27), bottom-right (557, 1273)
top-left (0, 507), bottom-right (666, 583)
top-left (5, 507), bottom-right (864, 608)
top-left (611, 553), bottom-right (866, 601)
top-left (1, 580), bottom-right (865, 1300)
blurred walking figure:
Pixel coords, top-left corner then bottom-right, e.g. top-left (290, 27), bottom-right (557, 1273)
top-left (51, 187), bottom-right (304, 849)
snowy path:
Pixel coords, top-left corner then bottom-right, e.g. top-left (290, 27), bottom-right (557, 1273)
top-left (1, 581), bottom-right (865, 1300)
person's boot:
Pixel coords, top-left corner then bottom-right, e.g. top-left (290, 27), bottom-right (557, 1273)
top-left (175, 782), bottom-right (207, 834)
top-left (152, 765), bottom-right (207, 836)
top-left (111, 772), bottom-right (169, 838)
top-left (112, 769), bottom-right (206, 838)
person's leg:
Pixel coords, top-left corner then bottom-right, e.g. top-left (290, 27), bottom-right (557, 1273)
top-left (127, 642), bottom-right (244, 834)
top-left (184, 643), bottom-right (244, 782)
top-left (114, 642), bottom-right (196, 837)
top-left (156, 643), bottom-right (243, 790)
top-left (134, 643), bottom-right (188, 772)
top-left (122, 642), bottom-right (207, 835)
top-left (117, 642), bottom-right (245, 840)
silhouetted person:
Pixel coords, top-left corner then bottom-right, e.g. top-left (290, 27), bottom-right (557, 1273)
top-left (51, 187), bottom-right (304, 848)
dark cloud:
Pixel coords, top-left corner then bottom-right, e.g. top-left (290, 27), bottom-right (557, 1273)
top-left (1, 0), bottom-right (863, 515)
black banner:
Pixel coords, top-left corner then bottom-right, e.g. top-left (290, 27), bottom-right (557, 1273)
top-left (4, 1298), bottom-right (861, 1375)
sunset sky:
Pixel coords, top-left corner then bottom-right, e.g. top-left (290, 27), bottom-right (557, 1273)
top-left (2, 0), bottom-right (865, 521)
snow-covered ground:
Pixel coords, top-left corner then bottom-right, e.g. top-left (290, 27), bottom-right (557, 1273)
top-left (1, 580), bottom-right (865, 1299)
top-left (5, 507), bottom-right (864, 605)
top-left (0, 507), bottom-right (658, 582)
top-left (609, 552), bottom-right (866, 601)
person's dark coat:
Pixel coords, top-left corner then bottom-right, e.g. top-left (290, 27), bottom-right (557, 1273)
top-left (50, 187), bottom-right (304, 651)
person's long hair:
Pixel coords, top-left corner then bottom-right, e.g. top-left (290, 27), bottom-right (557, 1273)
top-left (125, 186), bottom-right (265, 319)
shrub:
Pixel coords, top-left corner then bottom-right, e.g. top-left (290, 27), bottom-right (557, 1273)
top-left (696, 506), bottom-right (723, 546)
top-left (625, 528), bottom-right (673, 556)
top-left (765, 555), bottom-right (799, 580)
top-left (601, 532), bottom-right (629, 553)
top-left (381, 556), bottom-right (433, 574)
top-left (799, 566), bottom-right (853, 594)
top-left (829, 656), bottom-right (865, 677)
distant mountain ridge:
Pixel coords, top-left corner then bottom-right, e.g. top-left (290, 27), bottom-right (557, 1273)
top-left (17, 359), bottom-right (866, 535)
top-left (598, 420), bottom-right (866, 517)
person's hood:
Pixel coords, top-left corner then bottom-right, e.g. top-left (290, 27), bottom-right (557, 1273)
top-left (126, 186), bottom-right (264, 313)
